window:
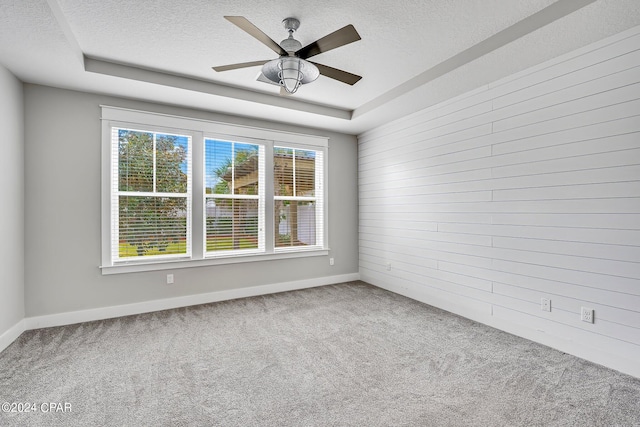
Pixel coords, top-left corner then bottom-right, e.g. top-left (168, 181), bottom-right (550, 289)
top-left (205, 139), bottom-right (265, 255)
top-left (112, 128), bottom-right (192, 262)
top-left (101, 106), bottom-right (328, 273)
top-left (274, 147), bottom-right (324, 250)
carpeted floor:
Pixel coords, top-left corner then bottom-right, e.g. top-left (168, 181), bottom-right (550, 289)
top-left (1, 281), bottom-right (639, 426)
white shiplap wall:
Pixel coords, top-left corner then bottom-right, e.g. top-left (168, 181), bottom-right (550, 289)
top-left (358, 25), bottom-right (640, 378)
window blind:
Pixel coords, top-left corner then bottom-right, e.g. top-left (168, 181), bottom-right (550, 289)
top-left (204, 139), bottom-right (265, 256)
top-left (274, 146), bottom-right (324, 250)
top-left (111, 128), bottom-right (192, 262)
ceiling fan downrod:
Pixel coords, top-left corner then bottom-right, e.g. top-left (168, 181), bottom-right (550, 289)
top-left (280, 17), bottom-right (302, 54)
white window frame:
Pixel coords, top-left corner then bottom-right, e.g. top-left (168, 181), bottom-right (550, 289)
top-left (273, 145), bottom-right (325, 253)
top-left (101, 106), bottom-right (329, 274)
top-left (110, 126), bottom-right (193, 264)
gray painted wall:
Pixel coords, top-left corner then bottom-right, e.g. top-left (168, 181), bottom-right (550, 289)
top-left (23, 84), bottom-right (358, 317)
top-left (0, 65), bottom-right (25, 335)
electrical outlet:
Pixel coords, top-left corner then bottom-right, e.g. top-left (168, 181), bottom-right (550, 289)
top-left (166, 274), bottom-right (174, 285)
top-left (329, 258), bottom-right (334, 266)
top-left (541, 298), bottom-right (551, 312)
top-left (386, 262), bottom-right (392, 271)
top-left (581, 307), bottom-right (594, 323)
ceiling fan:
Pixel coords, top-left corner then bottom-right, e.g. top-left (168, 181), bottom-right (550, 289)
top-left (212, 16), bottom-right (362, 95)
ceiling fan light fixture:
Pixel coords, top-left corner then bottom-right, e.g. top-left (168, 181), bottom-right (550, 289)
top-left (262, 57), bottom-right (319, 94)
top-left (279, 57), bottom-right (303, 93)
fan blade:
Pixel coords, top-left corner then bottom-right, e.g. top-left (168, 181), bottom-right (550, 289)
top-left (296, 24), bottom-right (361, 59)
top-left (224, 16), bottom-right (287, 56)
top-left (212, 60), bottom-right (270, 72)
top-left (310, 62), bottom-right (362, 85)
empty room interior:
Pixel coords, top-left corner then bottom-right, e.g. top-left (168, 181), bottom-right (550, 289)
top-left (1, 0), bottom-right (640, 425)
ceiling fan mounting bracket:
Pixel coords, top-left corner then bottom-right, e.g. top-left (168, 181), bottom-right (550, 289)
top-left (282, 17), bottom-right (300, 33)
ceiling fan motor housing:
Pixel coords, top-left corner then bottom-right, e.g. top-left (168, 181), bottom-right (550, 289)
top-left (280, 37), bottom-right (302, 52)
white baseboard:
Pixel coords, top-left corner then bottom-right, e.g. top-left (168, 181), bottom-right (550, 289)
top-left (369, 278), bottom-right (640, 379)
top-left (0, 319), bottom-right (26, 354)
top-left (7, 272), bottom-right (637, 379)
top-left (24, 273), bottom-right (360, 331)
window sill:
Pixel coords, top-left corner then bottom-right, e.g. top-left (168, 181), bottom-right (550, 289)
top-left (100, 248), bottom-right (330, 275)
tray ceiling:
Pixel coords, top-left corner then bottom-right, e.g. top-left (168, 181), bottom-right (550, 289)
top-left (1, 0), bottom-right (639, 133)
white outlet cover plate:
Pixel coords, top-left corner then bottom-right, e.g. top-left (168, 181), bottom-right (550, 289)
top-left (581, 307), bottom-right (594, 323)
top-left (541, 298), bottom-right (551, 312)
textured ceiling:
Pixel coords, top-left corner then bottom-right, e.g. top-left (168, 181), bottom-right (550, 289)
top-left (1, 0), bottom-right (639, 134)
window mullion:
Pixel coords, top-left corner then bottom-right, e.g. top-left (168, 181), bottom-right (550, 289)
top-left (274, 196), bottom-right (316, 202)
top-left (192, 131), bottom-right (204, 260)
top-left (119, 191), bottom-right (188, 198)
top-left (231, 142), bottom-right (235, 194)
top-left (292, 149), bottom-right (296, 196)
top-left (212, 194), bottom-right (260, 200)
top-left (152, 133), bottom-right (157, 193)
top-left (264, 143), bottom-right (275, 253)
top-left (111, 129), bottom-right (121, 263)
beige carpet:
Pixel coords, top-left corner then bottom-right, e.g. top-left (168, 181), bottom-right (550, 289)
top-left (1, 281), bottom-right (639, 426)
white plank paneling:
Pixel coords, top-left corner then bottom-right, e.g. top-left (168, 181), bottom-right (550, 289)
top-left (437, 260), bottom-right (640, 313)
top-left (492, 282), bottom-right (640, 330)
top-left (359, 25), bottom-right (640, 378)
top-left (491, 259), bottom-right (640, 296)
top-left (358, 101), bottom-right (492, 149)
top-left (361, 162), bottom-right (640, 200)
top-left (439, 221), bottom-right (640, 246)
top-left (493, 236), bottom-right (640, 263)
top-left (492, 114), bottom-right (640, 155)
top-left (359, 167), bottom-right (492, 189)
top-left (488, 31), bottom-right (640, 97)
top-left (493, 180), bottom-right (640, 202)
top-left (361, 227), bottom-right (493, 247)
top-left (493, 83), bottom-right (640, 132)
top-left (360, 238), bottom-right (493, 270)
top-left (493, 52), bottom-right (640, 110)
top-left (493, 65), bottom-right (640, 119)
top-left (492, 305), bottom-right (640, 356)
top-left (491, 213), bottom-right (640, 230)
top-left (492, 146), bottom-right (640, 179)
top-left (493, 99), bottom-right (640, 146)
top-left (359, 124), bottom-right (493, 170)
